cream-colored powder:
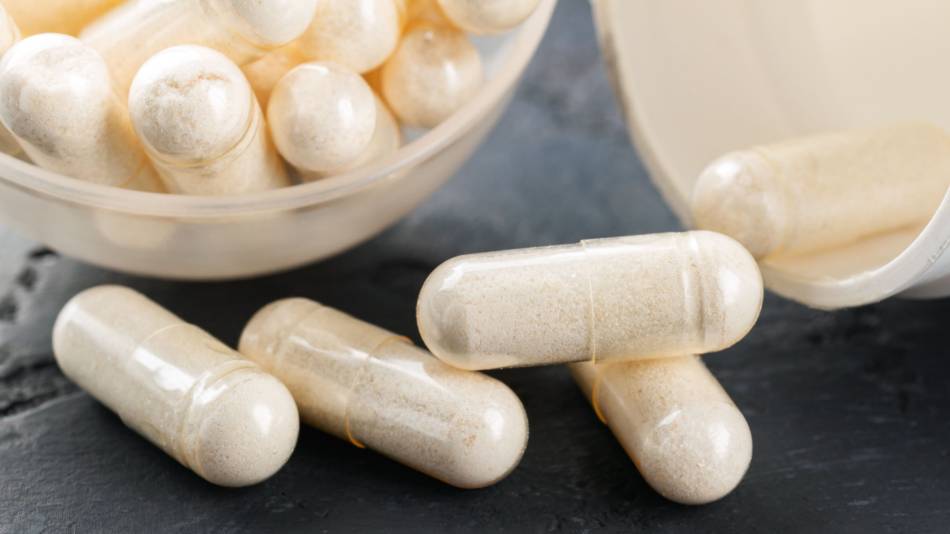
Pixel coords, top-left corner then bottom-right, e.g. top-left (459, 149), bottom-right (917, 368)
top-left (297, 0), bottom-right (401, 74)
top-left (417, 231), bottom-right (763, 370)
top-left (304, 94), bottom-right (402, 180)
top-left (0, 34), bottom-right (162, 191)
top-left (381, 23), bottom-right (482, 128)
top-left (2, 0), bottom-right (123, 36)
top-left (129, 45), bottom-right (288, 195)
top-left (437, 0), bottom-right (541, 34)
top-left (571, 356), bottom-right (753, 505)
top-left (692, 122), bottom-right (950, 259)
top-left (268, 62), bottom-right (377, 175)
top-left (53, 286), bottom-right (299, 487)
top-left (240, 298), bottom-right (529, 489)
top-left (80, 0), bottom-right (319, 94)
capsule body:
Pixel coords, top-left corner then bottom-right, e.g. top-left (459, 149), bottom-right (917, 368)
top-left (2, 0), bottom-right (123, 36)
top-left (437, 0), bottom-right (541, 34)
top-left (130, 45), bottom-right (289, 195)
top-left (297, 0), bottom-right (401, 74)
top-left (0, 34), bottom-right (162, 191)
top-left (571, 356), bottom-right (752, 505)
top-left (81, 0), bottom-right (319, 94)
top-left (268, 62), bottom-right (377, 175)
top-left (240, 298), bottom-right (529, 489)
top-left (53, 286), bottom-right (299, 487)
top-left (418, 231), bottom-right (763, 370)
top-left (381, 23), bottom-right (482, 128)
top-left (692, 122), bottom-right (950, 259)
top-left (0, 6), bottom-right (20, 155)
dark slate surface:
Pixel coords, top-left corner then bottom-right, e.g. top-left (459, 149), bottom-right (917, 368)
top-left (2, 2), bottom-right (950, 532)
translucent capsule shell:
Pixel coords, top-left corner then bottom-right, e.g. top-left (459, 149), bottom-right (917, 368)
top-left (240, 298), bottom-right (529, 489)
top-left (381, 24), bottom-right (482, 128)
top-left (417, 231), bottom-right (763, 370)
top-left (2, 0), bottom-right (123, 36)
top-left (80, 0), bottom-right (319, 94)
top-left (0, 5), bottom-right (20, 155)
top-left (129, 45), bottom-right (289, 195)
top-left (437, 0), bottom-right (541, 35)
top-left (692, 122), bottom-right (950, 259)
top-left (572, 356), bottom-right (753, 505)
top-left (296, 0), bottom-right (402, 74)
top-left (53, 286), bottom-right (299, 487)
top-left (0, 34), bottom-right (162, 191)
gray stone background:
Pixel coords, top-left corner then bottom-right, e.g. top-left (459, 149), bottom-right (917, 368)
top-left (1, 2), bottom-right (949, 532)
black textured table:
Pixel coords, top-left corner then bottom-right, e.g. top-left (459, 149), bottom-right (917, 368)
top-left (3, 3), bottom-right (950, 532)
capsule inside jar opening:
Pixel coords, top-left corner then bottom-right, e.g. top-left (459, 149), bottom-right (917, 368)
top-left (417, 231), bottom-right (763, 370)
top-left (240, 298), bottom-right (529, 489)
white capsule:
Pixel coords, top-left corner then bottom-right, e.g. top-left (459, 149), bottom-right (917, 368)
top-left (381, 23), bottom-right (482, 128)
top-left (692, 122), bottom-right (950, 259)
top-left (417, 231), bottom-right (763, 370)
top-left (53, 286), bottom-right (300, 487)
top-left (81, 0), bottom-right (319, 94)
top-left (2, 0), bottom-right (123, 36)
top-left (268, 62), bottom-right (377, 176)
top-left (130, 45), bottom-right (289, 195)
top-left (0, 5), bottom-right (21, 155)
top-left (437, 0), bottom-right (541, 34)
top-left (304, 95), bottom-right (402, 180)
top-left (0, 34), bottom-right (162, 191)
top-left (296, 0), bottom-right (401, 74)
top-left (240, 298), bottom-right (529, 489)
top-left (572, 356), bottom-right (753, 505)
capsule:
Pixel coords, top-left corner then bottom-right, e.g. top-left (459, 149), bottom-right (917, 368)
top-left (239, 298), bottom-right (529, 489)
top-left (80, 0), bottom-right (319, 94)
top-left (129, 45), bottom-right (289, 195)
top-left (2, 0), bottom-right (123, 36)
top-left (0, 6), bottom-right (20, 155)
top-left (691, 122), bottom-right (950, 259)
top-left (381, 23), bottom-right (483, 128)
top-left (437, 0), bottom-right (541, 34)
top-left (571, 356), bottom-right (753, 505)
top-left (417, 231), bottom-right (763, 370)
top-left (297, 0), bottom-right (401, 74)
top-left (0, 34), bottom-right (162, 191)
top-left (52, 286), bottom-right (299, 487)
top-left (268, 62), bottom-right (377, 176)
top-left (303, 94), bottom-right (402, 180)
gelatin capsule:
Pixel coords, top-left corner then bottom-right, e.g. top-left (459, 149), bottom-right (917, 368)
top-left (53, 286), bottom-right (299, 487)
top-left (129, 45), bottom-right (289, 195)
top-left (268, 62), bottom-right (377, 176)
top-left (437, 0), bottom-right (541, 35)
top-left (0, 5), bottom-right (20, 155)
top-left (0, 34), bottom-right (163, 191)
top-left (692, 122), bottom-right (950, 259)
top-left (80, 0), bottom-right (319, 94)
top-left (240, 298), bottom-right (529, 489)
top-left (2, 0), bottom-right (123, 36)
top-left (381, 23), bottom-right (483, 128)
top-left (571, 356), bottom-right (753, 505)
top-left (296, 0), bottom-right (401, 74)
top-left (417, 231), bottom-right (763, 370)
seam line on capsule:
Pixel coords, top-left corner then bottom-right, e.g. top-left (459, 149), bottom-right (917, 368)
top-left (580, 240), bottom-right (598, 365)
top-left (176, 358), bottom-right (259, 476)
top-left (341, 335), bottom-right (413, 449)
top-left (750, 147), bottom-right (791, 256)
top-left (684, 233), bottom-right (707, 348)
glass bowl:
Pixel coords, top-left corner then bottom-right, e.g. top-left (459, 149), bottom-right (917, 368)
top-left (0, 0), bottom-right (555, 280)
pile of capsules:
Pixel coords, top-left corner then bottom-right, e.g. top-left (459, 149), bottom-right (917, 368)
top-left (54, 230), bottom-right (763, 505)
top-left (0, 0), bottom-right (542, 195)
